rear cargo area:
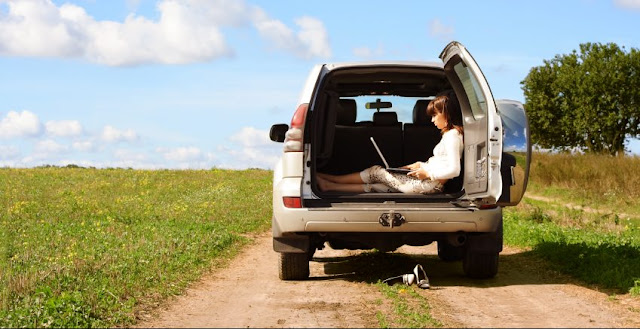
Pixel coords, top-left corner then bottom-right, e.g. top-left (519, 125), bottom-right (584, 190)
top-left (310, 66), bottom-right (464, 201)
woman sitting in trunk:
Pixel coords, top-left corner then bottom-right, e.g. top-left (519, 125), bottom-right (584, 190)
top-left (317, 94), bottom-right (463, 194)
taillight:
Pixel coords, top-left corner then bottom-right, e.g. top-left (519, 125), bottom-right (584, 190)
top-left (283, 197), bottom-right (302, 208)
top-left (284, 103), bottom-right (308, 152)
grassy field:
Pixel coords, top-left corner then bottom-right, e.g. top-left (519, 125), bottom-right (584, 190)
top-left (526, 152), bottom-right (640, 214)
top-left (506, 152), bottom-right (640, 296)
top-left (0, 167), bottom-right (272, 328)
top-left (371, 152), bottom-right (640, 326)
top-left (1, 152), bottom-right (639, 327)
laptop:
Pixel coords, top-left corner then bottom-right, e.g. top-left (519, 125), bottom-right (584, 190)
top-left (370, 137), bottom-right (411, 174)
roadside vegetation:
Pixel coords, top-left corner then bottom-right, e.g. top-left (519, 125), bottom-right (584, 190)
top-left (527, 152), bottom-right (640, 214)
top-left (376, 151), bottom-right (640, 326)
top-left (375, 282), bottom-right (442, 328)
top-left (518, 40), bottom-right (640, 298)
top-left (1, 152), bottom-right (639, 328)
top-left (0, 167), bottom-right (272, 328)
top-left (506, 152), bottom-right (640, 296)
top-left (521, 42), bottom-right (640, 156)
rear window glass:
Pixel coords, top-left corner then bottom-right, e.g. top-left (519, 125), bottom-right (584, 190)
top-left (453, 61), bottom-right (487, 120)
top-left (343, 95), bottom-right (434, 124)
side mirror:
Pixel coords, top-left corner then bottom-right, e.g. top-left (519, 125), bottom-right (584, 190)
top-left (496, 100), bottom-right (531, 207)
top-left (269, 124), bottom-right (289, 143)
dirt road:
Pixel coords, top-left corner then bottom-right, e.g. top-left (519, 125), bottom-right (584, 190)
top-left (137, 232), bottom-right (640, 328)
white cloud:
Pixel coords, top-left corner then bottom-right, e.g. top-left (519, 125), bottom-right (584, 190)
top-left (126, 0), bottom-right (143, 12)
top-left (114, 148), bottom-right (147, 162)
top-left (101, 125), bottom-right (139, 143)
top-left (0, 110), bottom-right (42, 138)
top-left (45, 120), bottom-right (83, 137)
top-left (615, 0), bottom-right (640, 10)
top-left (228, 126), bottom-right (272, 147)
top-left (0, 0), bottom-right (331, 66)
top-left (223, 126), bottom-right (281, 169)
top-left (0, 1), bottom-right (83, 58)
top-left (34, 139), bottom-right (68, 154)
top-left (0, 145), bottom-right (20, 160)
top-left (0, 0), bottom-right (230, 65)
top-left (428, 19), bottom-right (454, 41)
top-left (72, 140), bottom-right (96, 152)
top-left (156, 146), bottom-right (218, 169)
top-left (253, 12), bottom-right (331, 59)
top-left (157, 146), bottom-right (203, 161)
top-left (292, 16), bottom-right (332, 59)
top-left (106, 149), bottom-right (158, 169)
top-left (219, 144), bottom-right (280, 169)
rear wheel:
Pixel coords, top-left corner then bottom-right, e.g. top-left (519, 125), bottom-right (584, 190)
top-left (463, 250), bottom-right (499, 279)
top-left (437, 241), bottom-right (465, 262)
top-left (278, 252), bottom-right (310, 280)
top-left (307, 247), bottom-right (316, 261)
top-left (462, 219), bottom-right (502, 279)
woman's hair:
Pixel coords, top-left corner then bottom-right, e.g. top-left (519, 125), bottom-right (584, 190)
top-left (426, 93), bottom-right (464, 135)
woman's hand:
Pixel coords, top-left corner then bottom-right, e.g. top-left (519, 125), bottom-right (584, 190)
top-left (408, 167), bottom-right (430, 180)
top-left (401, 162), bottom-right (422, 170)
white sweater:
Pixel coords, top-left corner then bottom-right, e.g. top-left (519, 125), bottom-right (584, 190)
top-left (420, 129), bottom-right (463, 180)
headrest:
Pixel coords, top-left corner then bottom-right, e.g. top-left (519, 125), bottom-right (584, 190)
top-left (412, 100), bottom-right (430, 124)
top-left (336, 99), bottom-right (357, 125)
top-left (373, 112), bottom-right (398, 126)
top-left (436, 89), bottom-right (459, 110)
top-left (436, 89), bottom-right (454, 98)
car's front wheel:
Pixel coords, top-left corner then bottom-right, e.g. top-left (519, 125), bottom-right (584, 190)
top-left (278, 252), bottom-right (310, 280)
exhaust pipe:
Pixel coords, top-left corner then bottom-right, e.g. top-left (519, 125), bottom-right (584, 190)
top-left (447, 232), bottom-right (467, 247)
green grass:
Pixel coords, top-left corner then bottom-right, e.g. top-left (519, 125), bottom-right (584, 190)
top-left (371, 152), bottom-right (640, 324)
top-left (504, 200), bottom-right (640, 295)
top-left (0, 167), bottom-right (272, 328)
top-left (527, 152), bottom-right (640, 214)
top-left (514, 152), bottom-right (640, 295)
top-left (2, 152), bottom-right (640, 327)
top-left (375, 282), bottom-right (442, 328)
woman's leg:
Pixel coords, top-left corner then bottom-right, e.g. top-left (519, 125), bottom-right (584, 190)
top-left (318, 166), bottom-right (441, 194)
top-left (317, 175), bottom-right (366, 193)
top-left (317, 171), bottom-right (365, 184)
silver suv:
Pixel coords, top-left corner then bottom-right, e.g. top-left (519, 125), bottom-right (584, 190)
top-left (269, 41), bottom-right (531, 280)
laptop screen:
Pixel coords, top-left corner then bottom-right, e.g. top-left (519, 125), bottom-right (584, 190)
top-left (369, 137), bottom-right (390, 169)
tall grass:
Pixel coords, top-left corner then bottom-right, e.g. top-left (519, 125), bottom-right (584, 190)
top-left (509, 152), bottom-right (640, 295)
top-left (0, 167), bottom-right (272, 328)
top-left (528, 152), bottom-right (640, 212)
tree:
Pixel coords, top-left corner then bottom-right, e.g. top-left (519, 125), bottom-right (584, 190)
top-left (521, 42), bottom-right (640, 155)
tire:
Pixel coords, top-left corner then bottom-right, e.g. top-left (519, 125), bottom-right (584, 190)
top-left (463, 219), bottom-right (503, 279)
top-left (462, 250), bottom-right (499, 279)
top-left (278, 252), bottom-right (310, 280)
top-left (307, 247), bottom-right (316, 261)
top-left (437, 241), bottom-right (465, 262)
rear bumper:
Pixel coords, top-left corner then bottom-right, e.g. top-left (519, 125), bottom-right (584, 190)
top-left (272, 198), bottom-right (502, 238)
top-left (271, 164), bottom-right (502, 240)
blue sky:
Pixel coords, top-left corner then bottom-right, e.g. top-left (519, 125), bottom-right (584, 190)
top-left (1, 0), bottom-right (640, 169)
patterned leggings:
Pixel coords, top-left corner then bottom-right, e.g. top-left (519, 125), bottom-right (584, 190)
top-left (360, 165), bottom-right (444, 194)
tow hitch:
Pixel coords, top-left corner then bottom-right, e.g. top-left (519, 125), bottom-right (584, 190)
top-left (379, 211), bottom-right (405, 228)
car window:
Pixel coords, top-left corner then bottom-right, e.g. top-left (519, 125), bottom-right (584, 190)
top-left (453, 61), bottom-right (487, 120)
top-left (343, 96), bottom-right (432, 124)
